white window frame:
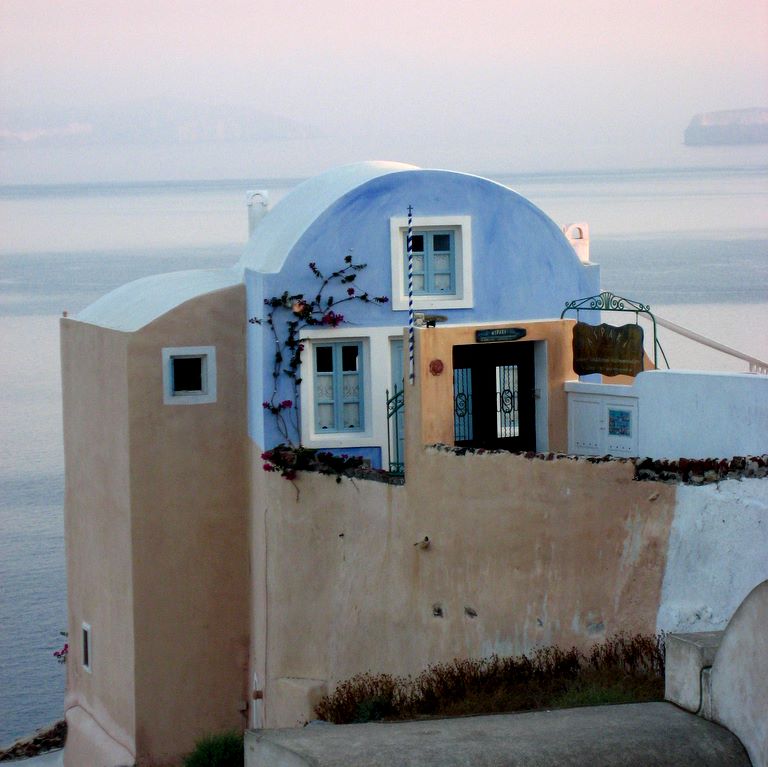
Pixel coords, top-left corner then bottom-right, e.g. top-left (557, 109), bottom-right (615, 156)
top-left (162, 346), bottom-right (217, 405)
top-left (390, 215), bottom-right (473, 311)
top-left (299, 327), bottom-right (403, 458)
top-left (312, 340), bottom-right (366, 434)
top-left (82, 621), bottom-right (92, 673)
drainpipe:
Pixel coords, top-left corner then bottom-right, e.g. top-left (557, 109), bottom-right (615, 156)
top-left (247, 190), bottom-right (270, 237)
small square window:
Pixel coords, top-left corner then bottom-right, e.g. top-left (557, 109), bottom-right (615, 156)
top-left (172, 356), bottom-right (205, 394)
top-left (162, 346), bottom-right (217, 405)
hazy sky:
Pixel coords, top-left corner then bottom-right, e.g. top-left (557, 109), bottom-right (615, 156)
top-left (1, 0), bottom-right (767, 182)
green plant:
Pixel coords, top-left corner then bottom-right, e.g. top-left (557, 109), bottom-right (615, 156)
top-left (182, 732), bottom-right (243, 767)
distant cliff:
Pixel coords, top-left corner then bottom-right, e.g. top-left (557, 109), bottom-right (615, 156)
top-left (684, 108), bottom-right (768, 146)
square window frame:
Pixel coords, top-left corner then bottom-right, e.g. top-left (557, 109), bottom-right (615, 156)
top-left (390, 215), bottom-right (473, 311)
top-left (312, 340), bottom-right (365, 434)
top-left (162, 346), bottom-right (217, 405)
top-left (299, 331), bottom-right (378, 448)
top-left (405, 229), bottom-right (456, 296)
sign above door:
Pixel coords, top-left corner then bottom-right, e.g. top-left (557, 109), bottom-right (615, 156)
top-left (475, 327), bottom-right (527, 343)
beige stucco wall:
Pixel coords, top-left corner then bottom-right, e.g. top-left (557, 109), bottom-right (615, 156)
top-left (61, 321), bottom-right (137, 765)
top-left (128, 285), bottom-right (250, 765)
top-left (415, 320), bottom-right (576, 451)
top-left (63, 285), bottom-right (250, 767)
top-left (251, 448), bottom-right (676, 728)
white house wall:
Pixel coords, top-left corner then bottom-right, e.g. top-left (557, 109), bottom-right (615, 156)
top-left (245, 165), bottom-right (599, 454)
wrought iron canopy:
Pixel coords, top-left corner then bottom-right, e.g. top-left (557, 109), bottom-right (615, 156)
top-left (561, 290), bottom-right (667, 369)
top-left (561, 290), bottom-right (651, 316)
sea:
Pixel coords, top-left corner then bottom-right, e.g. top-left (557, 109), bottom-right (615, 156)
top-left (1, 163), bottom-right (767, 747)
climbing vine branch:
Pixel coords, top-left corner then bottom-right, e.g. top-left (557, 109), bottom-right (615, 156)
top-left (249, 253), bottom-right (388, 447)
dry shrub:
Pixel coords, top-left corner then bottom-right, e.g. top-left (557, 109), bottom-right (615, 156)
top-left (587, 632), bottom-right (665, 676)
top-left (314, 633), bottom-right (664, 724)
top-left (314, 672), bottom-right (405, 723)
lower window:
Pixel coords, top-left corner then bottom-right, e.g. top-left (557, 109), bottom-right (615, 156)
top-left (314, 341), bottom-right (364, 432)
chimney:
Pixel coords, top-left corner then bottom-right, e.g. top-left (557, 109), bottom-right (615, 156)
top-left (246, 190), bottom-right (270, 237)
top-left (562, 222), bottom-right (590, 264)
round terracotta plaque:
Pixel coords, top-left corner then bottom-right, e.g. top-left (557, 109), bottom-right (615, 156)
top-left (429, 359), bottom-right (444, 376)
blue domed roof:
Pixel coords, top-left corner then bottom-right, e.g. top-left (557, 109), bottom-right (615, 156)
top-left (238, 161), bottom-right (418, 274)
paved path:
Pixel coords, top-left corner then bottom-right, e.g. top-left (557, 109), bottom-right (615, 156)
top-left (246, 702), bottom-right (751, 767)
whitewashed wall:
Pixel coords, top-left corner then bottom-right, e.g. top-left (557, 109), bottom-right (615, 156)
top-left (657, 479), bottom-right (768, 633)
top-left (567, 370), bottom-right (768, 460)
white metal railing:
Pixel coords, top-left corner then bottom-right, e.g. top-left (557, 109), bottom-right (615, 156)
top-left (655, 314), bottom-right (768, 375)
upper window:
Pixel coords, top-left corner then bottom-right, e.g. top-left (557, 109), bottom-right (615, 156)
top-left (390, 216), bottom-right (473, 310)
top-left (406, 230), bottom-right (455, 295)
top-left (162, 346), bottom-right (217, 405)
top-left (314, 341), bottom-right (364, 433)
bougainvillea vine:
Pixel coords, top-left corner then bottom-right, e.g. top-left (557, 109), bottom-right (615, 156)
top-left (250, 253), bottom-right (388, 448)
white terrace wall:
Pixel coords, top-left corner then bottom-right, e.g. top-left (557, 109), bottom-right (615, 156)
top-left (567, 370), bottom-right (768, 459)
top-left (657, 478), bottom-right (768, 633)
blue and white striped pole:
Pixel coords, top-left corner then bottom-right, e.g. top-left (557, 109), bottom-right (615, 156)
top-left (407, 205), bottom-right (415, 383)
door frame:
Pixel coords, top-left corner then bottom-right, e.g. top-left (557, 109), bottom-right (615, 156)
top-left (452, 340), bottom-right (538, 452)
